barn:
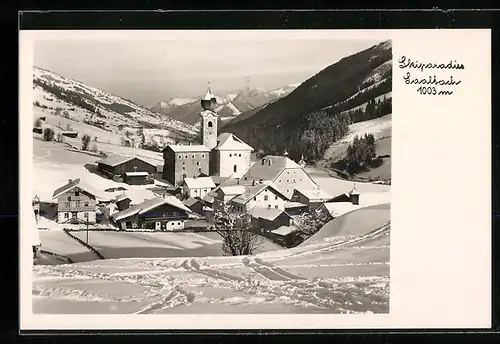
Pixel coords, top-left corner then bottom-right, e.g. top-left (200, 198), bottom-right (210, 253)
top-left (96, 154), bottom-right (157, 184)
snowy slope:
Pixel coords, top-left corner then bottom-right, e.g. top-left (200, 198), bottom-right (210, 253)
top-left (33, 67), bottom-right (198, 140)
top-left (32, 225), bottom-right (390, 314)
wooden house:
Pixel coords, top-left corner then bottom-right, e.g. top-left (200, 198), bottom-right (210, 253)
top-left (329, 186), bottom-right (361, 205)
top-left (111, 196), bottom-right (192, 231)
top-left (115, 194), bottom-right (132, 211)
top-left (96, 154), bottom-right (157, 184)
top-left (249, 207), bottom-right (293, 233)
top-left (52, 178), bottom-right (97, 224)
top-left (182, 197), bottom-right (205, 215)
top-left (291, 188), bottom-right (333, 211)
top-left (228, 181), bottom-right (289, 214)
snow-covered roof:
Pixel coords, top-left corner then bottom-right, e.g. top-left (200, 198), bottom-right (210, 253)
top-left (125, 171), bottom-right (149, 177)
top-left (219, 185), bottom-right (247, 196)
top-left (240, 155), bottom-right (307, 183)
top-left (111, 196), bottom-right (192, 222)
top-left (52, 178), bottom-right (98, 200)
top-left (95, 154), bottom-right (156, 168)
top-left (230, 183), bottom-right (288, 205)
top-left (250, 207), bottom-right (291, 221)
top-left (203, 88), bottom-right (216, 101)
top-left (115, 193), bottom-right (130, 202)
top-left (202, 195), bottom-right (214, 203)
top-left (214, 133), bottom-right (253, 151)
top-left (183, 177), bottom-right (216, 189)
top-left (285, 201), bottom-right (308, 209)
top-left (294, 188), bottom-right (333, 201)
top-left (271, 225), bottom-right (299, 237)
top-left (163, 144), bottom-right (211, 153)
top-left (183, 197), bottom-right (201, 207)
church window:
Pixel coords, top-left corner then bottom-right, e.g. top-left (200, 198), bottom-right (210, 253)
top-left (185, 155), bottom-right (188, 159)
top-left (197, 161), bottom-right (200, 166)
top-left (208, 121), bottom-right (213, 128)
top-left (192, 154), bottom-right (195, 159)
top-left (275, 205), bottom-right (278, 209)
top-left (239, 154), bottom-right (241, 157)
top-left (268, 205), bottom-right (271, 209)
top-left (253, 197), bottom-right (256, 201)
top-left (233, 165), bottom-right (237, 173)
top-left (229, 154), bottom-right (232, 157)
top-left (275, 195), bottom-right (278, 200)
top-left (198, 167), bottom-right (202, 172)
top-left (178, 155), bottom-right (182, 159)
top-left (202, 154), bottom-right (205, 158)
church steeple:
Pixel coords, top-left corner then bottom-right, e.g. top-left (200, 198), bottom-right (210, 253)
top-left (201, 81), bottom-right (217, 111)
top-left (199, 81), bottom-right (218, 149)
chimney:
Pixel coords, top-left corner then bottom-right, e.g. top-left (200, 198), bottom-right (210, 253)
top-left (68, 179), bottom-right (72, 183)
top-left (261, 159), bottom-right (265, 165)
top-left (252, 180), bottom-right (255, 186)
top-left (268, 159), bottom-right (272, 166)
top-left (259, 178), bottom-right (263, 184)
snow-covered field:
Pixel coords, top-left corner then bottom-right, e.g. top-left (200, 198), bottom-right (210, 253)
top-left (33, 224), bottom-right (390, 314)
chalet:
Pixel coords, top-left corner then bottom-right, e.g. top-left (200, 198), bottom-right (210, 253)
top-left (239, 155), bottom-right (320, 199)
top-left (270, 225), bottom-right (302, 247)
top-left (249, 207), bottom-right (293, 232)
top-left (228, 182), bottom-right (290, 214)
top-left (291, 188), bottom-right (333, 210)
top-left (181, 176), bottom-right (216, 199)
top-left (96, 154), bottom-right (157, 184)
top-left (214, 185), bottom-right (247, 210)
top-left (124, 171), bottom-right (151, 185)
top-left (161, 145), bottom-right (211, 186)
top-left (52, 178), bottom-right (97, 224)
top-left (111, 196), bottom-right (192, 231)
top-left (182, 197), bottom-right (205, 215)
top-left (115, 194), bottom-right (132, 211)
top-left (329, 186), bottom-right (361, 205)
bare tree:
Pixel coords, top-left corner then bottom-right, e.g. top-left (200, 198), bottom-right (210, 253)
top-left (293, 210), bottom-right (330, 237)
top-left (81, 134), bottom-right (92, 151)
top-left (207, 205), bottom-right (264, 256)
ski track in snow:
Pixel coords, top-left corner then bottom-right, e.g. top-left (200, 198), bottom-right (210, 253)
top-left (33, 227), bottom-right (390, 313)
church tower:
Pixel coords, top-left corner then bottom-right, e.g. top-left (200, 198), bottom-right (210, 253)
top-left (199, 82), bottom-right (218, 150)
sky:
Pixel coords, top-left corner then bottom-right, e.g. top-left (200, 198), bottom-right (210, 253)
top-left (34, 38), bottom-right (383, 108)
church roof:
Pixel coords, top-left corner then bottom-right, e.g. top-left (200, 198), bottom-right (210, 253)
top-left (214, 133), bottom-right (253, 151)
top-left (203, 84), bottom-right (216, 100)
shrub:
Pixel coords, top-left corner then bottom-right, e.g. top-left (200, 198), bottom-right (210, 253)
top-left (81, 134), bottom-right (92, 151)
top-left (42, 128), bottom-right (54, 141)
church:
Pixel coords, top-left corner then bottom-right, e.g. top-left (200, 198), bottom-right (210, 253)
top-left (162, 85), bottom-right (254, 186)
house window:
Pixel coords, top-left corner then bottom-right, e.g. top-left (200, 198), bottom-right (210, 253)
top-left (197, 161), bottom-right (200, 166)
top-left (67, 196), bottom-right (71, 201)
top-left (173, 212), bottom-right (179, 216)
top-left (293, 179), bottom-right (296, 183)
top-left (233, 165), bottom-right (237, 173)
top-left (192, 154), bottom-right (195, 159)
top-left (178, 154), bottom-right (182, 159)
top-left (195, 189), bottom-right (198, 195)
top-left (183, 166), bottom-right (186, 170)
top-left (185, 155), bottom-right (188, 159)
top-left (300, 179), bottom-right (303, 182)
top-left (264, 195), bottom-right (268, 201)
top-left (84, 202), bottom-right (89, 207)
top-left (268, 205), bottom-right (271, 209)
top-left (198, 167), bottom-right (202, 172)
top-left (65, 202), bottom-right (70, 207)
top-left (253, 197), bottom-right (256, 201)
top-left (287, 172), bottom-right (289, 174)
top-left (202, 154), bottom-right (205, 158)
top-left (287, 180), bottom-right (290, 183)
top-left (75, 191), bottom-right (80, 196)
top-left (229, 154), bottom-right (232, 157)
top-left (287, 189), bottom-right (290, 193)
top-left (64, 213), bottom-right (69, 218)
top-left (76, 201), bottom-right (80, 208)
top-left (177, 222), bottom-right (181, 225)
top-left (275, 205), bottom-right (278, 209)
top-left (278, 180), bottom-right (281, 183)
top-left (208, 121), bottom-right (213, 128)
top-left (275, 195), bottom-right (278, 200)
top-left (84, 212), bottom-right (88, 218)
top-left (239, 154), bottom-right (241, 157)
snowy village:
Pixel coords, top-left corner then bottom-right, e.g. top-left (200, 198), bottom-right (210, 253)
top-left (29, 38), bottom-right (392, 315)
